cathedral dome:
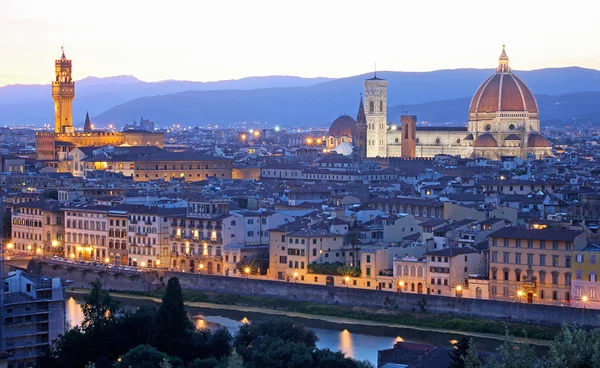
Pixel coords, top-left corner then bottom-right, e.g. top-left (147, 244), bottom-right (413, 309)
top-left (527, 133), bottom-right (550, 148)
top-left (328, 115), bottom-right (356, 138)
top-left (505, 134), bottom-right (521, 141)
top-left (469, 46), bottom-right (538, 114)
top-left (473, 134), bottom-right (498, 148)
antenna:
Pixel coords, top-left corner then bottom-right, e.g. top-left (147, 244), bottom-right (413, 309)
top-left (374, 61), bottom-right (377, 78)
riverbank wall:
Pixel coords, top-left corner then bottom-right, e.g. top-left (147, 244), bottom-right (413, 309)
top-left (30, 260), bottom-right (600, 328)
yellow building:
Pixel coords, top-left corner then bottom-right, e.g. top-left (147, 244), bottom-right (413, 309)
top-left (489, 227), bottom-right (586, 306)
top-left (35, 48), bottom-right (164, 163)
top-left (572, 243), bottom-right (600, 309)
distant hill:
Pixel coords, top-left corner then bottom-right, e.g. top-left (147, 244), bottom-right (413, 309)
top-left (0, 75), bottom-right (332, 125)
top-left (2, 67), bottom-right (600, 126)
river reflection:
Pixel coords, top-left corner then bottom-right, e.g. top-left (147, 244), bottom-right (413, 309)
top-left (65, 294), bottom-right (548, 364)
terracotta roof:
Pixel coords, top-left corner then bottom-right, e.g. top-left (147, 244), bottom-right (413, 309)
top-left (527, 133), bottom-right (551, 148)
top-left (505, 134), bottom-right (521, 141)
top-left (328, 115), bottom-right (356, 138)
top-left (473, 134), bottom-right (497, 148)
top-left (469, 73), bottom-right (538, 114)
top-left (489, 227), bottom-right (584, 242)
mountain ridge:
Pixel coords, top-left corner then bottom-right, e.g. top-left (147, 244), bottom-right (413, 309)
top-left (2, 67), bottom-right (600, 126)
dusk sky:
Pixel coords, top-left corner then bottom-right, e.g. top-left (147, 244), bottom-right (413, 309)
top-left (2, 0), bottom-right (599, 86)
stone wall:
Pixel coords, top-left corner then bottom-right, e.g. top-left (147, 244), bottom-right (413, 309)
top-left (29, 261), bottom-right (159, 292)
top-left (163, 271), bottom-right (600, 328)
top-left (30, 260), bottom-right (600, 328)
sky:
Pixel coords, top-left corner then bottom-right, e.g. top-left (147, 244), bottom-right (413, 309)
top-left (2, 0), bottom-right (599, 86)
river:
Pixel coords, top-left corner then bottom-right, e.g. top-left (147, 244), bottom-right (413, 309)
top-left (65, 295), bottom-right (548, 364)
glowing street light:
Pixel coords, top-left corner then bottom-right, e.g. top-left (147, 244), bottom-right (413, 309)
top-left (240, 134), bottom-right (247, 141)
top-left (244, 267), bottom-right (251, 278)
top-left (253, 131), bottom-right (260, 137)
top-left (104, 257), bottom-right (110, 264)
top-left (199, 263), bottom-right (204, 275)
top-left (344, 276), bottom-right (350, 288)
top-left (293, 272), bottom-right (298, 283)
top-left (581, 295), bottom-right (590, 310)
top-left (52, 241), bottom-right (58, 247)
top-left (306, 137), bottom-right (313, 145)
top-left (6, 243), bottom-right (13, 250)
top-left (140, 262), bottom-right (146, 268)
top-left (156, 259), bottom-right (161, 267)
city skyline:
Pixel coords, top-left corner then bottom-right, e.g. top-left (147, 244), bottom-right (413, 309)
top-left (2, 0), bottom-right (600, 86)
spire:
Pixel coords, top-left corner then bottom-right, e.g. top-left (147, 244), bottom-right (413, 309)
top-left (60, 45), bottom-right (67, 60)
top-left (83, 112), bottom-right (92, 133)
top-left (356, 94), bottom-right (367, 125)
top-left (496, 44), bottom-right (510, 73)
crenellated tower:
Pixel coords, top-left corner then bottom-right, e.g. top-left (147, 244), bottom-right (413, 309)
top-left (52, 47), bottom-right (75, 134)
top-left (364, 74), bottom-right (388, 158)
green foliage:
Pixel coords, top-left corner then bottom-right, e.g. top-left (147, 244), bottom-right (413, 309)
top-left (312, 349), bottom-right (375, 368)
top-left (81, 279), bottom-right (120, 330)
top-left (187, 357), bottom-right (226, 368)
top-left (448, 336), bottom-right (470, 368)
top-left (148, 277), bottom-right (194, 360)
top-left (461, 339), bottom-right (482, 368)
top-left (116, 345), bottom-right (183, 368)
top-left (307, 262), bottom-right (361, 276)
top-left (486, 329), bottom-right (543, 368)
top-left (546, 324), bottom-right (600, 368)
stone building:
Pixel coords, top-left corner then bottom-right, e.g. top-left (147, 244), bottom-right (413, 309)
top-left (488, 227), bottom-right (587, 306)
top-left (325, 46), bottom-right (553, 160)
top-left (9, 201), bottom-right (64, 255)
top-left (34, 48), bottom-right (164, 164)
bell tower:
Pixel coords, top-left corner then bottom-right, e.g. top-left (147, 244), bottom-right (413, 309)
top-left (52, 46), bottom-right (75, 134)
top-left (365, 74), bottom-right (388, 158)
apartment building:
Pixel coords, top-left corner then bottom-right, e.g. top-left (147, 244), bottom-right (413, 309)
top-left (165, 197), bottom-right (239, 274)
top-left (572, 243), bottom-right (600, 309)
top-left (3, 271), bottom-right (65, 367)
top-left (231, 210), bottom-right (295, 245)
top-left (423, 247), bottom-right (483, 297)
top-left (107, 209), bottom-right (128, 265)
top-left (10, 200), bottom-right (64, 255)
top-left (489, 227), bottom-right (586, 306)
top-left (64, 205), bottom-right (109, 260)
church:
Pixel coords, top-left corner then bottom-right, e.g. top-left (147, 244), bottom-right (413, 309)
top-left (35, 49), bottom-right (164, 166)
top-left (326, 46), bottom-right (553, 160)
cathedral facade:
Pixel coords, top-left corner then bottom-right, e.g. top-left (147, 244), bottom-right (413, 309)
top-left (327, 46), bottom-right (553, 160)
top-left (35, 49), bottom-right (164, 163)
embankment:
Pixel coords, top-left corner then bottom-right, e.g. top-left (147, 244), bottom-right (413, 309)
top-left (30, 260), bottom-right (600, 328)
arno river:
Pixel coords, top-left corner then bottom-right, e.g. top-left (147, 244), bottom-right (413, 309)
top-left (65, 295), bottom-right (548, 364)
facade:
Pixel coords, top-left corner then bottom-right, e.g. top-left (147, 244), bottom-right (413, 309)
top-left (64, 206), bottom-right (109, 260)
top-left (572, 243), bottom-right (600, 309)
top-left (326, 46), bottom-right (553, 160)
top-left (3, 271), bottom-right (65, 367)
top-left (10, 201), bottom-right (64, 255)
top-left (488, 227), bottom-right (586, 306)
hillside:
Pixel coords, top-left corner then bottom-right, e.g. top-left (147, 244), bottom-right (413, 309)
top-left (2, 67), bottom-right (600, 126)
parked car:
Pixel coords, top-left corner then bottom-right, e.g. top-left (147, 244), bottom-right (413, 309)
top-left (67, 259), bottom-right (74, 264)
top-left (107, 264), bottom-right (113, 269)
top-left (124, 266), bottom-right (131, 271)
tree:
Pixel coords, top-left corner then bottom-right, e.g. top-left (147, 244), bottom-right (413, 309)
top-left (486, 329), bottom-right (542, 368)
top-left (116, 345), bottom-right (183, 368)
top-left (147, 277), bottom-right (194, 361)
top-left (448, 336), bottom-right (470, 368)
top-left (312, 348), bottom-right (374, 368)
top-left (187, 357), bottom-right (226, 368)
top-left (210, 327), bottom-right (233, 360)
top-left (547, 324), bottom-right (600, 368)
top-left (343, 232), bottom-right (361, 267)
top-left (461, 339), bottom-right (482, 368)
top-left (81, 278), bottom-right (119, 330)
top-left (244, 337), bottom-right (314, 368)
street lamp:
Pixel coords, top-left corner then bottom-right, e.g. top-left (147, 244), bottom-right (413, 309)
top-left (581, 295), bottom-right (589, 311)
top-left (156, 259), bottom-right (161, 268)
top-left (398, 280), bottom-right (405, 292)
top-left (344, 276), bottom-right (350, 288)
top-left (199, 263), bottom-right (204, 275)
top-left (244, 267), bottom-right (251, 278)
top-left (293, 272), bottom-right (298, 283)
top-left (104, 257), bottom-right (110, 264)
top-left (455, 285), bottom-right (463, 300)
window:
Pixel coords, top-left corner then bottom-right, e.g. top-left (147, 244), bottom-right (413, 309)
top-left (366, 268), bottom-right (371, 276)
top-left (247, 219), bottom-right (254, 225)
top-left (515, 240), bottom-right (521, 248)
top-left (492, 269), bottom-right (497, 280)
top-left (369, 101), bottom-right (374, 113)
top-left (527, 254), bottom-right (533, 266)
top-left (552, 273), bottom-right (559, 285)
top-left (312, 249), bottom-right (316, 257)
top-left (540, 255), bottom-right (546, 266)
top-left (503, 252), bottom-right (509, 264)
top-left (366, 255), bottom-right (371, 263)
top-left (504, 271), bottom-right (509, 281)
top-left (565, 256), bottom-right (571, 268)
top-left (552, 256), bottom-right (559, 267)
top-left (515, 270), bottom-right (521, 282)
top-left (491, 252), bottom-right (498, 263)
top-left (247, 231), bottom-right (254, 237)
top-left (592, 255), bottom-right (597, 264)
top-left (577, 254), bottom-right (584, 263)
top-left (515, 253), bottom-right (521, 265)
top-left (552, 291), bottom-right (557, 300)
top-left (566, 242), bottom-right (572, 251)
top-left (553, 242), bottom-right (558, 250)
top-left (312, 239), bottom-right (317, 245)
top-left (591, 272), bottom-right (597, 283)
top-left (540, 241), bottom-right (546, 249)
top-left (527, 240), bottom-right (533, 248)
top-left (503, 239), bottom-right (509, 247)
top-left (576, 270), bottom-right (582, 280)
